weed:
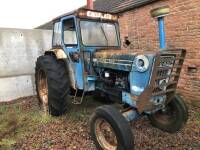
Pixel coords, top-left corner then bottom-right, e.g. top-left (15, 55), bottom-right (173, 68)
top-left (195, 112), bottom-right (200, 124)
top-left (0, 138), bottom-right (16, 150)
top-left (29, 111), bottom-right (54, 124)
top-left (0, 105), bottom-right (8, 113)
top-left (0, 103), bottom-right (54, 149)
top-left (0, 138), bottom-right (16, 145)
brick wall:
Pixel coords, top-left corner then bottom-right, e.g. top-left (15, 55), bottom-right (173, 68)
top-left (118, 0), bottom-right (200, 106)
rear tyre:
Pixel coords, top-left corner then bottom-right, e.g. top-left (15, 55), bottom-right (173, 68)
top-left (90, 105), bottom-right (134, 150)
top-left (148, 94), bottom-right (188, 133)
top-left (35, 55), bottom-right (70, 116)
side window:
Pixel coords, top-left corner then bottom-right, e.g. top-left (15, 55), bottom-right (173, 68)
top-left (53, 22), bottom-right (62, 47)
top-left (63, 18), bottom-right (77, 45)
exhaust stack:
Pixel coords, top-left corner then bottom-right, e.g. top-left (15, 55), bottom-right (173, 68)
top-left (87, 0), bottom-right (94, 10)
top-left (151, 6), bottom-right (170, 50)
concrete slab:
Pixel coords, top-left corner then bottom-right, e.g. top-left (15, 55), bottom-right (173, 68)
top-left (0, 28), bottom-right (52, 101)
top-left (0, 75), bottom-right (36, 101)
top-left (0, 28), bottom-right (52, 78)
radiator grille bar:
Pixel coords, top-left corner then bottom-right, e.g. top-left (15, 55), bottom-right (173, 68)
top-left (152, 49), bottom-right (186, 99)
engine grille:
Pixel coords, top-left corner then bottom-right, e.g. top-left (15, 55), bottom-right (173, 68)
top-left (152, 49), bottom-right (186, 100)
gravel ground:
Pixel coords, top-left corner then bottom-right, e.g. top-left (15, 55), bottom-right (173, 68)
top-left (0, 96), bottom-right (200, 150)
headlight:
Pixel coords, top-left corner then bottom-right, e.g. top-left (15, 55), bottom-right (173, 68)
top-left (134, 55), bottom-right (149, 72)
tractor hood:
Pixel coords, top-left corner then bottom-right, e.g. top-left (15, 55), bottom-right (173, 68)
top-left (92, 49), bottom-right (157, 72)
top-left (94, 50), bottom-right (137, 60)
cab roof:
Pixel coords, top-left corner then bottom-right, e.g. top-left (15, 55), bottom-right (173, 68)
top-left (52, 8), bottom-right (118, 22)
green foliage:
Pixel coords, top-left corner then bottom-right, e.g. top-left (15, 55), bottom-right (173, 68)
top-left (0, 96), bottom-right (102, 149)
top-left (0, 105), bottom-right (8, 113)
top-left (195, 112), bottom-right (200, 124)
top-left (0, 138), bottom-right (16, 145)
top-left (0, 138), bottom-right (16, 150)
top-left (68, 107), bottom-right (89, 120)
top-left (28, 111), bottom-right (54, 124)
top-left (0, 103), bottom-right (54, 148)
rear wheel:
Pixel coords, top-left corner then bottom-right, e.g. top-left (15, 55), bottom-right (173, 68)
top-left (148, 94), bottom-right (188, 133)
top-left (90, 105), bottom-right (134, 150)
top-left (35, 55), bottom-right (69, 116)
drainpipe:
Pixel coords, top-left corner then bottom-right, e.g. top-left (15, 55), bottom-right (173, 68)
top-left (87, 0), bottom-right (94, 10)
top-left (151, 6), bottom-right (170, 50)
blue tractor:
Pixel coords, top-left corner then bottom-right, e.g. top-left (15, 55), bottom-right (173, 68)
top-left (35, 8), bottom-right (188, 150)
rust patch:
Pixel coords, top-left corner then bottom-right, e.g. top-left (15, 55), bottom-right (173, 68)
top-left (95, 118), bottom-right (117, 150)
top-left (45, 48), bottom-right (67, 59)
top-left (137, 54), bottom-right (161, 113)
top-left (94, 49), bottom-right (157, 58)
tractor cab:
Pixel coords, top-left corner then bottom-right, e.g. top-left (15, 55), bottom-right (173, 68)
top-left (50, 9), bottom-right (121, 91)
top-left (52, 9), bottom-right (120, 49)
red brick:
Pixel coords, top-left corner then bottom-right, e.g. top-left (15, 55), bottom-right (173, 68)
top-left (118, 0), bottom-right (200, 106)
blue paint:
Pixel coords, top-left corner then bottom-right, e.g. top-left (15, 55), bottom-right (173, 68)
top-left (87, 76), bottom-right (96, 91)
top-left (158, 17), bottom-right (166, 49)
top-left (122, 109), bottom-right (140, 122)
top-left (87, 76), bottom-right (97, 81)
top-left (130, 55), bottom-right (155, 96)
top-left (61, 16), bottom-right (84, 90)
top-left (51, 13), bottom-right (122, 92)
top-left (122, 92), bottom-right (137, 107)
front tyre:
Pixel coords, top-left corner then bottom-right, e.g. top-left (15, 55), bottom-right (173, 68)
top-left (90, 105), bottom-right (134, 150)
top-left (35, 55), bottom-right (70, 116)
top-left (148, 94), bottom-right (188, 133)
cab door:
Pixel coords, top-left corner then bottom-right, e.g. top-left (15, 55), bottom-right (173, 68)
top-left (61, 16), bottom-right (84, 90)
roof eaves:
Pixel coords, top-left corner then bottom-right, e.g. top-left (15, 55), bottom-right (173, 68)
top-left (111, 0), bottom-right (158, 13)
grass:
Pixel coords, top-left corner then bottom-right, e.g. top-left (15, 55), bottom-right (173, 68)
top-left (0, 96), bottom-right (102, 149)
top-left (195, 112), bottom-right (200, 125)
top-left (0, 102), bottom-right (54, 149)
top-left (0, 138), bottom-right (16, 145)
top-left (0, 96), bottom-right (106, 149)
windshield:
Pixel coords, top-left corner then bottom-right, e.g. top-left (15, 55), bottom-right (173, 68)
top-left (80, 21), bottom-right (119, 47)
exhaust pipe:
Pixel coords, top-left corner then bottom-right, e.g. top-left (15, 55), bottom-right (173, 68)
top-left (87, 0), bottom-right (94, 10)
top-left (151, 6), bottom-right (170, 50)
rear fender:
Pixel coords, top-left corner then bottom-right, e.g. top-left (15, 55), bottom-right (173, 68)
top-left (45, 49), bottom-right (67, 59)
top-left (44, 49), bottom-right (76, 89)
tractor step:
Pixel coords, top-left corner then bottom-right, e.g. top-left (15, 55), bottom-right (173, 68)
top-left (72, 90), bottom-right (85, 105)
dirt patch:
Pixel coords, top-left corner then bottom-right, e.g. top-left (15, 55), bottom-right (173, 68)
top-left (0, 96), bottom-right (199, 150)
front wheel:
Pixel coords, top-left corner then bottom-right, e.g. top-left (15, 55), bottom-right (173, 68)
top-left (90, 105), bottom-right (134, 150)
top-left (148, 94), bottom-right (188, 133)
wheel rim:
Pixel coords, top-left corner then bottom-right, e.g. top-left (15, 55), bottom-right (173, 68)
top-left (38, 69), bottom-right (49, 114)
top-left (152, 103), bottom-right (178, 125)
top-left (95, 118), bottom-right (118, 150)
